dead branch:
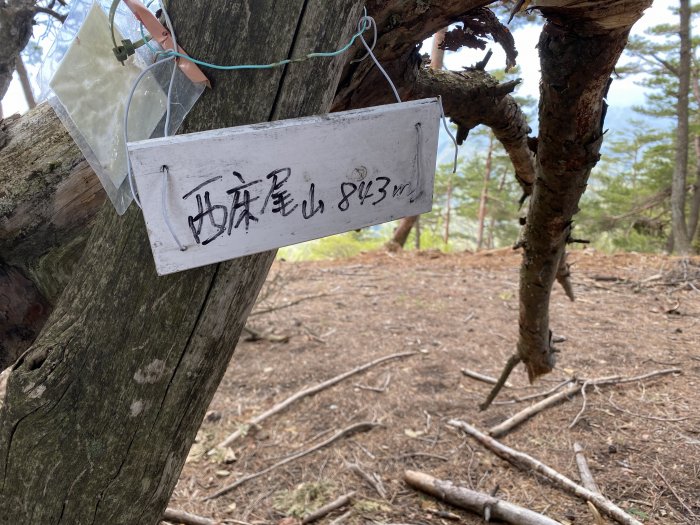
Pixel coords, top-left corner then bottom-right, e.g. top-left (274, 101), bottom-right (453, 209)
top-left (568, 380), bottom-right (591, 429)
top-left (346, 462), bottom-right (387, 499)
top-left (206, 422), bottom-right (379, 500)
top-left (606, 393), bottom-right (690, 422)
top-left (404, 470), bottom-right (561, 525)
top-left (249, 293), bottom-right (329, 317)
top-left (488, 369), bottom-right (681, 437)
top-left (302, 492), bottom-right (355, 524)
top-left (212, 352), bottom-right (416, 451)
top-left (494, 379), bottom-right (572, 405)
top-left (447, 420), bottom-right (644, 525)
top-left (489, 383), bottom-right (582, 437)
top-left (479, 354), bottom-right (521, 411)
top-left (353, 373), bottom-right (391, 392)
top-left (654, 466), bottom-right (698, 519)
top-left (461, 368), bottom-right (513, 387)
top-left (242, 325), bottom-right (290, 343)
top-left (426, 509), bottom-right (461, 520)
top-left (573, 443), bottom-right (605, 525)
top-left (162, 508), bottom-right (216, 525)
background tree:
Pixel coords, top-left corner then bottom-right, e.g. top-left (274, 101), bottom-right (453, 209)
top-left (622, 0), bottom-right (700, 253)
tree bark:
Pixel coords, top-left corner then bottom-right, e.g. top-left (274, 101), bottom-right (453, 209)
top-left (517, 0), bottom-right (652, 380)
top-left (0, 2), bottom-right (362, 524)
top-left (670, 0), bottom-right (692, 254)
top-left (0, 106), bottom-right (103, 370)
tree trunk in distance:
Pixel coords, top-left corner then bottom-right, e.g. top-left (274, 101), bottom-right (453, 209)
top-left (15, 55), bottom-right (35, 109)
top-left (0, 1), bottom-right (362, 523)
top-left (671, 0), bottom-right (692, 254)
top-left (388, 27), bottom-right (447, 250)
top-left (444, 171), bottom-right (453, 246)
top-left (476, 132), bottom-right (494, 250)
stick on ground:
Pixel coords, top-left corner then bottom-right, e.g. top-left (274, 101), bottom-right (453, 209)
top-left (162, 508), bottom-right (216, 525)
top-left (448, 419), bottom-right (644, 525)
top-left (461, 368), bottom-right (513, 387)
top-left (489, 383), bottom-right (582, 438)
top-left (404, 470), bottom-right (560, 525)
top-left (488, 369), bottom-right (681, 437)
top-left (212, 351), bottom-right (416, 451)
top-left (302, 492), bottom-right (355, 524)
top-left (206, 422), bottom-right (378, 500)
top-left (573, 443), bottom-right (604, 525)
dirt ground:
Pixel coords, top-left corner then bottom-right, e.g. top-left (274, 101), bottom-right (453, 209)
top-left (168, 248), bottom-right (700, 525)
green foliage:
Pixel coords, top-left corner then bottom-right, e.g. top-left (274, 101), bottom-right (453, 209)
top-left (278, 227), bottom-right (389, 261)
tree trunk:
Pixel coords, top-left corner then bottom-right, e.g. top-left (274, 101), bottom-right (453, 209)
top-left (0, 105), bottom-right (104, 369)
top-left (444, 171), bottom-right (453, 246)
top-left (476, 132), bottom-right (494, 250)
top-left (15, 54), bottom-right (35, 109)
top-left (670, 0), bottom-right (692, 254)
top-left (388, 27), bottom-right (447, 250)
top-left (0, 1), bottom-right (362, 523)
top-left (517, 0), bottom-right (651, 380)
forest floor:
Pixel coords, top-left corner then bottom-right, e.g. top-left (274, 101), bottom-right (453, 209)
top-left (168, 248), bottom-right (700, 525)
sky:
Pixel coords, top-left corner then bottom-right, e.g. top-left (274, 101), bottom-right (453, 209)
top-left (0, 0), bottom-right (679, 117)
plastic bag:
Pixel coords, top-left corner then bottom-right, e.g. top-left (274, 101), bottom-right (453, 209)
top-left (36, 0), bottom-right (205, 214)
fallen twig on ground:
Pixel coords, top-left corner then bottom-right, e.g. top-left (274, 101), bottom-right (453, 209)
top-left (206, 422), bottom-right (379, 500)
top-left (654, 466), bottom-right (698, 520)
top-left (404, 470), bottom-right (560, 525)
top-left (494, 379), bottom-right (572, 405)
top-left (448, 419), bottom-right (644, 525)
top-left (489, 383), bottom-right (583, 438)
top-left (488, 369), bottom-right (681, 437)
top-left (212, 352), bottom-right (416, 451)
top-left (573, 443), bottom-right (604, 525)
top-left (606, 393), bottom-right (690, 422)
top-left (250, 292), bottom-right (330, 317)
top-left (163, 508), bottom-right (216, 525)
top-left (243, 325), bottom-right (290, 343)
top-left (354, 373), bottom-right (392, 392)
top-left (425, 508), bottom-right (461, 520)
top-left (461, 368), bottom-right (513, 387)
top-left (302, 492), bottom-right (355, 524)
top-left (346, 462), bottom-right (387, 499)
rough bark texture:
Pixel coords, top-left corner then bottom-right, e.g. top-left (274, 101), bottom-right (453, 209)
top-left (0, 1), bottom-right (362, 523)
top-left (671, 0), bottom-right (692, 254)
top-left (517, 0), bottom-right (652, 380)
top-left (0, 106), bottom-right (104, 369)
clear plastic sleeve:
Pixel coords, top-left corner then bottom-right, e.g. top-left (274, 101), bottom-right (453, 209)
top-left (36, 0), bottom-right (205, 214)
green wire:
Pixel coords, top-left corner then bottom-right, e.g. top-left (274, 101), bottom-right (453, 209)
top-left (139, 10), bottom-right (370, 71)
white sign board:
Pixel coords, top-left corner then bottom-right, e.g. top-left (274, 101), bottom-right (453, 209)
top-left (128, 98), bottom-right (441, 275)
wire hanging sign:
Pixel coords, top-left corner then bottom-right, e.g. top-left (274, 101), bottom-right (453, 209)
top-left (41, 0), bottom-right (457, 275)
